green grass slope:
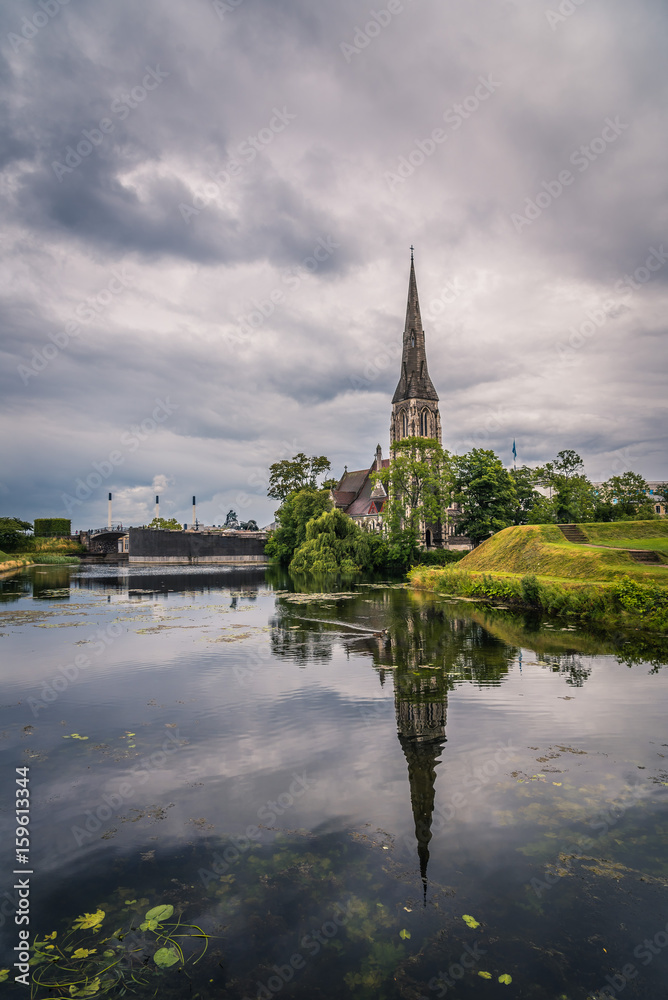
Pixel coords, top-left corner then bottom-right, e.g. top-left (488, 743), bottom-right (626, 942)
top-left (578, 519), bottom-right (668, 549)
top-left (458, 523), bottom-right (667, 584)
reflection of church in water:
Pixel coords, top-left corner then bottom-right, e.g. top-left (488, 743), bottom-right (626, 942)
top-left (394, 666), bottom-right (448, 902)
top-left (271, 584), bottom-right (514, 901)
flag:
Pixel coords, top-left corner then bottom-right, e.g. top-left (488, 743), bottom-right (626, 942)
top-left (512, 439), bottom-right (517, 461)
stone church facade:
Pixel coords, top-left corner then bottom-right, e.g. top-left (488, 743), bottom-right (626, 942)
top-left (332, 253), bottom-right (470, 548)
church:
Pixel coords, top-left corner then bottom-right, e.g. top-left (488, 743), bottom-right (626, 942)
top-left (332, 251), bottom-right (469, 548)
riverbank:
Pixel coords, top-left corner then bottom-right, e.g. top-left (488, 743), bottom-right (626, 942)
top-left (0, 546), bottom-right (83, 573)
top-left (0, 553), bottom-right (34, 574)
top-left (409, 523), bottom-right (668, 634)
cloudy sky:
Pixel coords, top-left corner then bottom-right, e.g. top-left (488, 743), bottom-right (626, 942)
top-left (1, 0), bottom-right (666, 529)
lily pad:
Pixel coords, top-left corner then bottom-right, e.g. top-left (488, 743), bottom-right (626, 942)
top-left (144, 903), bottom-right (174, 922)
top-left (499, 973), bottom-right (513, 985)
top-left (478, 971), bottom-right (492, 979)
top-left (72, 910), bottom-right (105, 932)
top-left (462, 914), bottom-right (480, 929)
top-left (154, 947), bottom-right (180, 969)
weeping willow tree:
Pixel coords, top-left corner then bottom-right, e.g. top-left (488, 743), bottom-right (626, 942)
top-left (289, 508), bottom-right (386, 575)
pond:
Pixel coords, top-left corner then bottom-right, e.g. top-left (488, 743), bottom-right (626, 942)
top-left (0, 563), bottom-right (667, 999)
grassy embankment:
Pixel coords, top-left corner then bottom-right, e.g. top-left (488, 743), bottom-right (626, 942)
top-left (409, 521), bottom-right (668, 633)
top-left (0, 537), bottom-right (85, 571)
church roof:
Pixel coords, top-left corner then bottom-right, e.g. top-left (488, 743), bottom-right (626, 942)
top-left (333, 458), bottom-right (389, 514)
top-left (392, 254), bottom-right (439, 405)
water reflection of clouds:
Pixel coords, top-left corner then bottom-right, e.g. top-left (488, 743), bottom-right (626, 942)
top-left (2, 569), bottom-right (668, 983)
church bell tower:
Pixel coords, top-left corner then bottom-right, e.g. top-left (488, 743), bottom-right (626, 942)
top-left (390, 249), bottom-right (442, 446)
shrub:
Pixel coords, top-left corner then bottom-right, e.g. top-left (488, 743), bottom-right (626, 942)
top-left (414, 549), bottom-right (467, 567)
top-left (521, 574), bottom-right (541, 606)
top-left (34, 518), bottom-right (71, 538)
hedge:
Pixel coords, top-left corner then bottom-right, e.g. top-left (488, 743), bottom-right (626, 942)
top-left (34, 518), bottom-right (71, 538)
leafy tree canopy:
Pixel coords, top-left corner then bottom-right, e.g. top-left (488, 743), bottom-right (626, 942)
top-left (452, 449), bottom-right (517, 544)
top-left (532, 451), bottom-right (597, 523)
top-left (290, 507), bottom-right (386, 576)
top-left (268, 453), bottom-right (332, 502)
top-left (148, 517), bottom-right (182, 530)
top-left (596, 472), bottom-right (654, 520)
top-left (510, 466), bottom-right (543, 525)
top-left (536, 449), bottom-right (585, 484)
top-left (0, 517), bottom-right (33, 553)
top-left (373, 437), bottom-right (452, 559)
top-left (265, 488), bottom-right (333, 566)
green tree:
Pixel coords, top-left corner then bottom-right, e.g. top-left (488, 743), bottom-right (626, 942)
top-left (510, 466), bottom-right (542, 524)
top-left (597, 472), bottom-right (654, 520)
top-left (452, 449), bottom-right (517, 544)
top-left (373, 437), bottom-right (452, 563)
top-left (290, 508), bottom-right (386, 575)
top-left (525, 494), bottom-right (560, 525)
top-left (148, 517), bottom-right (182, 530)
top-left (0, 517), bottom-right (32, 552)
top-left (534, 450), bottom-right (597, 523)
top-left (268, 453), bottom-right (332, 502)
top-left (265, 488), bottom-right (333, 566)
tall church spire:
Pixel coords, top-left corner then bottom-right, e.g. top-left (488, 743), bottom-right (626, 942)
top-left (390, 250), bottom-right (442, 444)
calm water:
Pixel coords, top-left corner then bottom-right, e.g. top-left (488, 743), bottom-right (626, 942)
top-left (0, 564), bottom-right (667, 1000)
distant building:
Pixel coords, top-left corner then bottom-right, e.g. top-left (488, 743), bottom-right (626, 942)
top-left (647, 483), bottom-right (666, 516)
top-left (333, 252), bottom-right (470, 549)
top-left (591, 481), bottom-right (666, 517)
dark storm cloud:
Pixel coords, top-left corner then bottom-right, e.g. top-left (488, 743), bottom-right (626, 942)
top-left (0, 0), bottom-right (666, 525)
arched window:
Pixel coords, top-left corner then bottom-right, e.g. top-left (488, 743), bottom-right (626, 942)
top-left (402, 411), bottom-right (408, 437)
top-left (410, 330), bottom-right (415, 347)
top-left (420, 409), bottom-right (429, 436)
